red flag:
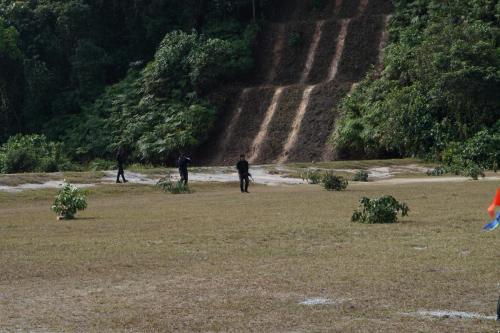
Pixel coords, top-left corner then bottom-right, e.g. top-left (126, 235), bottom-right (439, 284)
top-left (488, 187), bottom-right (500, 218)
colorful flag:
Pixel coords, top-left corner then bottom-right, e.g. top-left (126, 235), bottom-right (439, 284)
top-left (488, 187), bottom-right (500, 218)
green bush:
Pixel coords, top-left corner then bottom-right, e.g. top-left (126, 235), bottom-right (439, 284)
top-left (442, 127), bottom-right (499, 178)
top-left (352, 195), bottom-right (409, 224)
top-left (88, 159), bottom-right (116, 171)
top-left (0, 134), bottom-right (72, 173)
top-left (322, 172), bottom-right (348, 191)
top-left (155, 174), bottom-right (191, 194)
top-left (353, 170), bottom-right (369, 182)
top-left (300, 168), bottom-right (322, 184)
top-left (51, 181), bottom-right (88, 220)
top-left (426, 167), bottom-right (447, 176)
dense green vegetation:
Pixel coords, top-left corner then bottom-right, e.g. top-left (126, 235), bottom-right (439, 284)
top-left (333, 0), bottom-right (500, 171)
top-left (0, 0), bottom-right (263, 167)
top-left (0, 134), bottom-right (71, 173)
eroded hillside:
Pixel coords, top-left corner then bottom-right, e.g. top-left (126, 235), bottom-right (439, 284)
top-left (204, 0), bottom-right (393, 165)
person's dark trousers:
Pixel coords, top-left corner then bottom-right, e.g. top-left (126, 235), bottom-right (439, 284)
top-left (180, 169), bottom-right (188, 185)
top-left (239, 174), bottom-right (249, 192)
top-left (497, 296), bottom-right (500, 320)
top-left (116, 163), bottom-right (126, 182)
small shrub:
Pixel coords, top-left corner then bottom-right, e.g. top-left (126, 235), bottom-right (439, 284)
top-left (51, 181), bottom-right (88, 220)
top-left (352, 195), bottom-right (409, 224)
top-left (353, 170), bottom-right (369, 182)
top-left (322, 172), bottom-right (348, 191)
top-left (156, 174), bottom-right (191, 194)
top-left (300, 168), bottom-right (322, 184)
top-left (462, 164), bottom-right (485, 180)
top-left (426, 167), bottom-right (446, 176)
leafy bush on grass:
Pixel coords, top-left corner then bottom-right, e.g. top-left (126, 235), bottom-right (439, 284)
top-left (0, 134), bottom-right (72, 173)
top-left (300, 169), bottom-right (322, 184)
top-left (352, 195), bottom-right (409, 224)
top-left (156, 174), bottom-right (191, 194)
top-left (322, 172), bottom-right (348, 191)
top-left (51, 181), bottom-right (88, 220)
top-left (353, 170), bottom-right (369, 182)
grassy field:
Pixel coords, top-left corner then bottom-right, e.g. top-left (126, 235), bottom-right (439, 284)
top-left (0, 179), bottom-right (499, 332)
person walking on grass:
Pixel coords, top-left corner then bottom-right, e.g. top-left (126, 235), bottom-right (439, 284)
top-left (116, 146), bottom-right (128, 183)
top-left (178, 153), bottom-right (192, 185)
top-left (236, 154), bottom-right (251, 193)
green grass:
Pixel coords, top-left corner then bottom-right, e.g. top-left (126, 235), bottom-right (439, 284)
top-left (0, 180), bottom-right (499, 332)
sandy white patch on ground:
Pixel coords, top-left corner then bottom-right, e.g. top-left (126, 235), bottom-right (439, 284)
top-left (408, 310), bottom-right (497, 320)
top-left (300, 297), bottom-right (335, 305)
top-left (102, 171), bottom-right (157, 185)
top-left (0, 181), bottom-right (95, 193)
top-left (103, 167), bottom-right (306, 186)
top-left (369, 176), bottom-right (500, 185)
top-left (1, 164), bottom-right (499, 192)
top-left (299, 297), bottom-right (349, 306)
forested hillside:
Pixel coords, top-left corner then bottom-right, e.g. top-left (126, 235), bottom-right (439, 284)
top-left (332, 0), bottom-right (500, 172)
top-left (0, 0), bottom-right (261, 166)
top-left (0, 0), bottom-right (499, 173)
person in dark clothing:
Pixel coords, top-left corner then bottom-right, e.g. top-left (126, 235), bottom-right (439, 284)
top-left (116, 146), bottom-right (128, 183)
top-left (178, 154), bottom-right (192, 185)
top-left (497, 296), bottom-right (500, 321)
top-left (236, 154), bottom-right (250, 193)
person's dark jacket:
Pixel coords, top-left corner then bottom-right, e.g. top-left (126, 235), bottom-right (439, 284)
top-left (117, 150), bottom-right (126, 166)
top-left (178, 156), bottom-right (192, 171)
top-left (236, 160), bottom-right (249, 176)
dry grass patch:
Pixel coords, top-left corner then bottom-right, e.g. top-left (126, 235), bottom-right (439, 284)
top-left (0, 181), bottom-right (499, 332)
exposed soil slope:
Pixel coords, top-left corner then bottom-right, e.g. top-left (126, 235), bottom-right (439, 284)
top-left (202, 0), bottom-right (393, 166)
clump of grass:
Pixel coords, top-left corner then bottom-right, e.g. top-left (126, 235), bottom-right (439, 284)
top-left (352, 170), bottom-right (369, 182)
top-left (155, 173), bottom-right (191, 194)
top-left (322, 172), bottom-right (348, 191)
top-left (352, 195), bottom-right (409, 224)
top-left (300, 168), bottom-right (322, 184)
top-left (426, 167), bottom-right (447, 176)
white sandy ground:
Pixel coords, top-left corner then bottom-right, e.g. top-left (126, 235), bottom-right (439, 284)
top-left (405, 310), bottom-right (497, 321)
top-left (299, 297), bottom-right (350, 306)
top-left (1, 165), bottom-right (499, 192)
top-left (0, 181), bottom-right (95, 193)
